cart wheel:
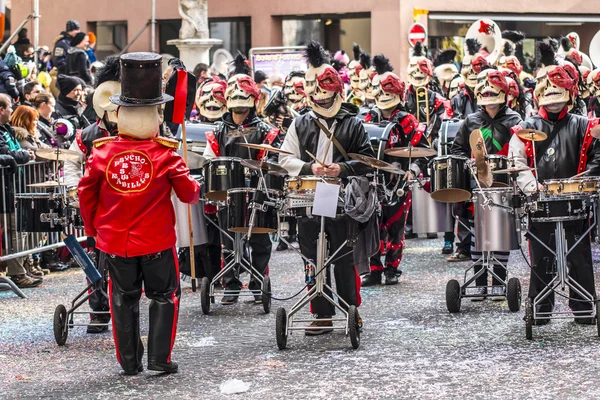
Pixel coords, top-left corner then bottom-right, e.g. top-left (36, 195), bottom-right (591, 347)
top-left (596, 300), bottom-right (600, 338)
top-left (506, 277), bottom-right (522, 312)
top-left (200, 277), bottom-right (210, 315)
top-left (445, 279), bottom-right (462, 313)
top-left (53, 304), bottom-right (68, 346)
top-left (275, 307), bottom-right (287, 350)
top-left (262, 276), bottom-right (272, 314)
top-left (525, 298), bottom-right (533, 340)
top-left (348, 305), bottom-right (360, 349)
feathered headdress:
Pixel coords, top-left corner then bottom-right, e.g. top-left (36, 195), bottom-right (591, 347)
top-left (537, 41), bottom-right (558, 67)
top-left (352, 43), bottom-right (361, 62)
top-left (305, 40), bottom-right (330, 68)
top-left (561, 37), bottom-right (573, 52)
top-left (413, 42), bottom-right (427, 57)
top-left (230, 51), bottom-right (252, 77)
top-left (503, 42), bottom-right (514, 57)
top-left (359, 52), bottom-right (371, 70)
top-left (373, 54), bottom-right (394, 75)
top-left (465, 39), bottom-right (482, 56)
top-left (502, 31), bottom-right (525, 44)
top-left (94, 55), bottom-right (120, 88)
top-left (433, 49), bottom-right (457, 67)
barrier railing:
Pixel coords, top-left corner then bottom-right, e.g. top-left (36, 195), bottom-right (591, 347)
top-left (0, 161), bottom-right (86, 262)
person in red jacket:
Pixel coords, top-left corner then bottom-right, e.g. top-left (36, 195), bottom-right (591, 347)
top-left (78, 52), bottom-right (200, 375)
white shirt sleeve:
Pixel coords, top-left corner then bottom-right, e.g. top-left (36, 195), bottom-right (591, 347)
top-left (63, 140), bottom-right (85, 189)
top-left (279, 121), bottom-right (306, 177)
top-left (508, 134), bottom-right (538, 194)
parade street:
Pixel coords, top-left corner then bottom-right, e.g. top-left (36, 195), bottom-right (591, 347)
top-left (2, 237), bottom-right (600, 400)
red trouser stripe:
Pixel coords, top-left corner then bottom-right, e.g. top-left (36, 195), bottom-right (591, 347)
top-left (168, 247), bottom-right (180, 363)
top-left (107, 277), bottom-right (120, 364)
top-left (354, 266), bottom-right (362, 307)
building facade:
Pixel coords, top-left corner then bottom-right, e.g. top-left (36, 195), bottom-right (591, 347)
top-left (10, 0), bottom-right (600, 75)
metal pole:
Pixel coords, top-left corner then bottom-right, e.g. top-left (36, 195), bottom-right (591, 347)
top-left (0, 15), bottom-right (33, 55)
top-left (151, 0), bottom-right (156, 53)
top-left (33, 0), bottom-right (39, 65)
top-left (120, 20), bottom-right (151, 55)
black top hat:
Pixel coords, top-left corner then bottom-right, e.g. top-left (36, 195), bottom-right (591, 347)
top-left (110, 52), bottom-right (173, 107)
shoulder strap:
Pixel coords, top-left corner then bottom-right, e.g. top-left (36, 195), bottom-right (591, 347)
top-left (205, 130), bottom-right (221, 157)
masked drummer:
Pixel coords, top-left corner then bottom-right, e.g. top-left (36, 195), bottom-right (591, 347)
top-left (450, 65), bottom-right (522, 301)
top-left (279, 41), bottom-right (374, 335)
top-left (509, 41), bottom-right (600, 325)
top-left (202, 52), bottom-right (280, 305)
top-left (361, 55), bottom-right (430, 286)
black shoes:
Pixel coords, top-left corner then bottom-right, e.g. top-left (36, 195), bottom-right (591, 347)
top-left (11, 274), bottom-right (42, 288)
top-left (426, 233), bottom-right (438, 239)
top-left (442, 241), bottom-right (453, 255)
top-left (361, 271), bottom-right (382, 286)
top-left (221, 295), bottom-right (238, 305)
top-left (276, 240), bottom-right (288, 251)
top-left (120, 365), bottom-right (144, 376)
top-left (87, 316), bottom-right (109, 334)
top-left (384, 269), bottom-right (399, 285)
top-left (404, 232), bottom-right (418, 240)
top-left (147, 361), bottom-right (178, 374)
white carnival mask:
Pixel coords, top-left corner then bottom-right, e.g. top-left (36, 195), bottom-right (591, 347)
top-left (359, 67), bottom-right (377, 100)
top-left (448, 76), bottom-right (464, 100)
top-left (461, 54), bottom-right (488, 88)
top-left (196, 79), bottom-right (227, 121)
top-left (348, 60), bottom-right (362, 89)
top-left (283, 75), bottom-right (306, 106)
top-left (475, 69), bottom-right (508, 106)
top-left (226, 73), bottom-right (259, 110)
top-left (371, 71), bottom-right (404, 110)
top-left (588, 69), bottom-right (600, 98)
top-left (407, 56), bottom-right (432, 87)
top-left (305, 64), bottom-right (343, 118)
top-left (534, 65), bottom-right (574, 107)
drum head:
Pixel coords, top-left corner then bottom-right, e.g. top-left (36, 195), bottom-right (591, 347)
top-left (431, 188), bottom-right (471, 203)
top-left (491, 182), bottom-right (509, 188)
top-left (205, 190), bottom-right (228, 202)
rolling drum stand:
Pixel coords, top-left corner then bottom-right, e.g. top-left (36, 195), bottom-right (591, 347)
top-left (445, 161), bottom-right (522, 313)
top-left (522, 197), bottom-right (599, 340)
top-left (275, 188), bottom-right (360, 350)
top-left (199, 169), bottom-right (276, 315)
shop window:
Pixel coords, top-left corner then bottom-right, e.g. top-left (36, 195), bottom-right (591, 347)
top-left (93, 21), bottom-right (127, 61)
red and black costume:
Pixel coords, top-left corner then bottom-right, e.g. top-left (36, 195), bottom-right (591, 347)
top-left (405, 86), bottom-right (446, 141)
top-left (363, 105), bottom-right (428, 282)
top-left (510, 107), bottom-right (600, 316)
top-left (204, 109), bottom-right (280, 296)
top-left (451, 87), bottom-right (478, 119)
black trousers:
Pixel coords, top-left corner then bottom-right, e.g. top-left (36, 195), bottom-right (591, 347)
top-left (454, 202), bottom-right (472, 254)
top-left (218, 209), bottom-right (272, 292)
top-left (89, 250), bottom-right (110, 321)
top-left (106, 248), bottom-right (180, 371)
top-left (298, 215), bottom-right (361, 316)
top-left (528, 220), bottom-right (596, 312)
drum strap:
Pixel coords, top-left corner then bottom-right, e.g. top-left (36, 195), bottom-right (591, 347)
top-left (579, 119), bottom-right (599, 173)
top-left (257, 128), bottom-right (280, 160)
top-left (205, 130), bottom-right (221, 157)
top-left (313, 118), bottom-right (349, 160)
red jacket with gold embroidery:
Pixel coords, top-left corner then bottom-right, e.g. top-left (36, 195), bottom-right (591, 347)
top-left (78, 134), bottom-right (201, 257)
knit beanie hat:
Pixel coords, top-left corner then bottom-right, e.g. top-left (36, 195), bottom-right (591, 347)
top-left (70, 32), bottom-right (87, 47)
top-left (66, 20), bottom-right (80, 32)
top-left (58, 74), bottom-right (84, 96)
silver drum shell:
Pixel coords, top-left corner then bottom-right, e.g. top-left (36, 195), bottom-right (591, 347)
top-left (472, 188), bottom-right (518, 251)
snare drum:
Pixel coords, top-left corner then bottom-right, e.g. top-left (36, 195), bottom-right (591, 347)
top-left (543, 177), bottom-right (600, 197)
top-left (204, 157), bottom-right (245, 201)
top-left (227, 188), bottom-right (282, 234)
top-left (16, 193), bottom-right (64, 232)
top-left (472, 188), bottom-right (518, 251)
top-left (410, 178), bottom-right (454, 234)
top-left (430, 155), bottom-right (471, 203)
top-left (285, 176), bottom-right (342, 197)
top-left (531, 194), bottom-right (596, 223)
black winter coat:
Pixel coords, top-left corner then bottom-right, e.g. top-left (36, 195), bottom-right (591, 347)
top-left (451, 87), bottom-right (478, 119)
top-left (65, 47), bottom-right (92, 85)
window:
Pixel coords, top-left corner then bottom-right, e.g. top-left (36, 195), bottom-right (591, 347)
top-left (93, 21), bottom-right (128, 61)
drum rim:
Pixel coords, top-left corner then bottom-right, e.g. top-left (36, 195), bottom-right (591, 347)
top-left (544, 177), bottom-right (600, 184)
top-left (227, 187), bottom-right (283, 196)
top-left (472, 187), bottom-right (513, 194)
top-left (207, 156), bottom-right (243, 163)
top-left (433, 155), bottom-right (468, 162)
top-left (15, 193), bottom-right (53, 198)
top-left (284, 175), bottom-right (342, 183)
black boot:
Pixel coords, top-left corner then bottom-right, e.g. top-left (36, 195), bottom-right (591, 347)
top-left (87, 316), bottom-right (109, 334)
top-left (147, 360), bottom-right (178, 374)
top-left (361, 271), bottom-right (382, 286)
top-left (276, 240), bottom-right (288, 251)
top-left (384, 269), bottom-right (400, 285)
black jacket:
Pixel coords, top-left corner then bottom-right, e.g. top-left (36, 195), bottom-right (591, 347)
top-left (66, 47), bottom-right (92, 85)
top-left (405, 86), bottom-right (445, 140)
top-left (0, 123), bottom-right (31, 164)
top-left (451, 106), bottom-right (522, 158)
top-left (52, 32), bottom-right (72, 73)
top-left (366, 104), bottom-right (430, 174)
top-left (588, 97), bottom-right (600, 118)
top-left (212, 109), bottom-right (280, 160)
top-left (0, 60), bottom-right (19, 100)
top-left (53, 95), bottom-right (90, 131)
top-left (451, 87), bottom-right (478, 119)
top-left (78, 123), bottom-right (109, 159)
top-left (518, 109), bottom-right (600, 181)
top-left (282, 103), bottom-right (374, 178)
top-left (37, 116), bottom-right (58, 147)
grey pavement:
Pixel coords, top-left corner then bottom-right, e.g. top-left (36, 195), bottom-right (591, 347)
top-left (2, 237), bottom-right (600, 399)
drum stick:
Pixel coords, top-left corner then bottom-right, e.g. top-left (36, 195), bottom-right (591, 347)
top-left (181, 121), bottom-right (197, 292)
top-left (322, 130), bottom-right (335, 164)
top-left (571, 170), bottom-right (590, 179)
top-left (306, 150), bottom-right (329, 168)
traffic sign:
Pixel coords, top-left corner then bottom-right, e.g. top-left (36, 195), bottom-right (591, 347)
top-left (408, 23), bottom-right (427, 47)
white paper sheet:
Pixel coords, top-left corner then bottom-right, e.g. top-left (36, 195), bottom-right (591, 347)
top-left (312, 181), bottom-right (341, 218)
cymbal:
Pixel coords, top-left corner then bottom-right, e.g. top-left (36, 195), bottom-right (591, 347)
top-left (493, 166), bottom-right (534, 174)
top-left (384, 147), bottom-right (437, 158)
top-left (27, 180), bottom-right (66, 188)
top-left (226, 127), bottom-right (258, 138)
top-left (237, 143), bottom-right (293, 155)
top-left (517, 129), bottom-right (547, 142)
top-left (177, 149), bottom-right (206, 170)
top-left (348, 153), bottom-right (404, 174)
top-left (241, 159), bottom-right (288, 177)
top-left (36, 148), bottom-right (81, 162)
